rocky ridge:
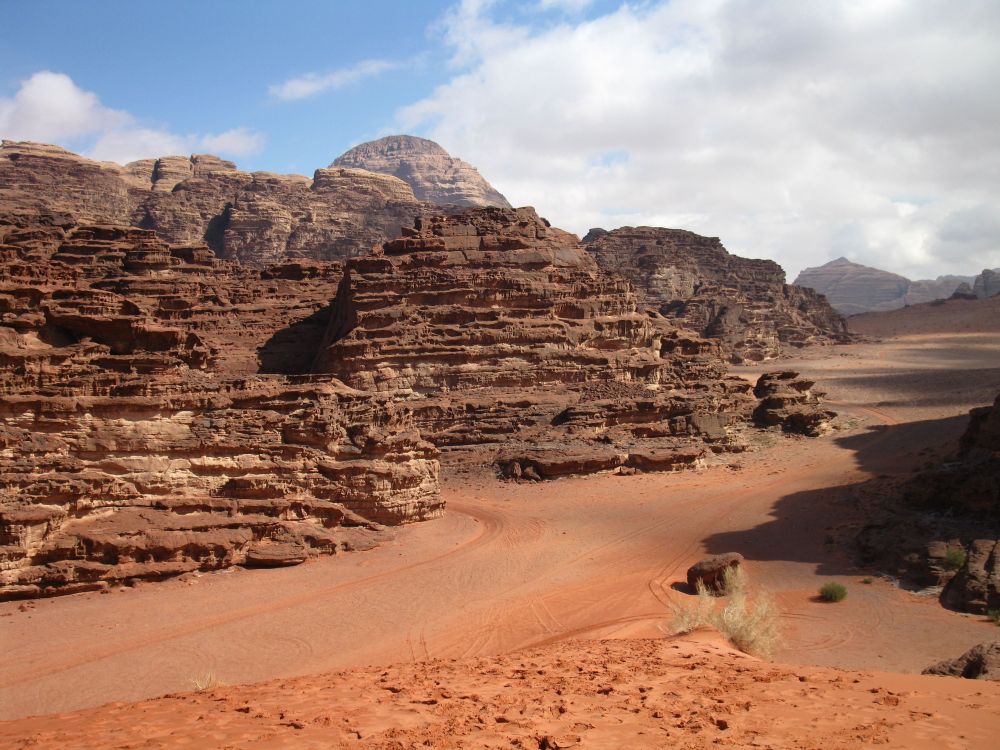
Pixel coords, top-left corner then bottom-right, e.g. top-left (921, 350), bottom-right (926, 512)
top-left (0, 140), bottom-right (430, 266)
top-left (583, 227), bottom-right (849, 363)
top-left (794, 257), bottom-right (999, 315)
top-left (333, 135), bottom-right (511, 208)
top-left (316, 208), bottom-right (758, 477)
top-left (0, 218), bottom-right (440, 600)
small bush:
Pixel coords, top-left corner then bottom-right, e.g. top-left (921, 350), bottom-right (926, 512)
top-left (819, 581), bottom-right (847, 602)
top-left (190, 673), bottom-right (222, 692)
top-left (861, 577), bottom-right (874, 585)
top-left (987, 608), bottom-right (1000, 625)
top-left (944, 547), bottom-right (967, 571)
top-left (670, 567), bottom-right (781, 657)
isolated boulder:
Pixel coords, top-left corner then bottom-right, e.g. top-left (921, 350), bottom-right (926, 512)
top-left (923, 641), bottom-right (1000, 680)
top-left (244, 542), bottom-right (309, 568)
top-left (687, 552), bottom-right (744, 593)
top-left (752, 371), bottom-right (836, 436)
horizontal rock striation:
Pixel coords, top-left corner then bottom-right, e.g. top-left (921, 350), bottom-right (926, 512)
top-left (333, 135), bottom-right (511, 208)
top-left (584, 227), bottom-right (849, 363)
top-left (0, 220), bottom-right (441, 599)
top-left (0, 140), bottom-right (430, 266)
top-left (315, 208), bottom-right (755, 474)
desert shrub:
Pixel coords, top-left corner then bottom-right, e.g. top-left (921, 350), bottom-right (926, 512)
top-left (861, 577), bottom-right (874, 585)
top-left (190, 673), bottom-right (222, 692)
top-left (987, 608), bottom-right (1000, 625)
top-left (670, 567), bottom-right (781, 657)
top-left (818, 581), bottom-right (847, 602)
top-left (944, 547), bottom-right (967, 571)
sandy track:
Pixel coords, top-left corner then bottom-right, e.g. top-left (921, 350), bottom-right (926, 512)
top-left (2, 330), bottom-right (999, 720)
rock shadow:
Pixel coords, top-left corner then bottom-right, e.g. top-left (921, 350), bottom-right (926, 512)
top-left (257, 304), bottom-right (333, 374)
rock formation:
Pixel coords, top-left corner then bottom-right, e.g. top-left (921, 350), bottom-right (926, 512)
top-left (315, 207), bottom-right (756, 476)
top-left (332, 135), bottom-right (511, 208)
top-left (0, 218), bottom-right (441, 600)
top-left (923, 642), bottom-right (1000, 680)
top-left (793, 257), bottom-right (996, 315)
top-left (973, 269), bottom-right (1000, 299)
top-left (583, 227), bottom-right (849, 363)
top-left (686, 552), bottom-right (744, 593)
top-left (856, 392), bottom-right (999, 614)
top-left (0, 140), bottom-right (431, 265)
top-left (752, 372), bottom-right (837, 437)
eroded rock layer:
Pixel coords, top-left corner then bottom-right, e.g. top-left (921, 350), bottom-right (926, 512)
top-left (315, 208), bottom-right (755, 473)
top-left (333, 135), bottom-right (511, 208)
top-left (0, 140), bottom-right (429, 266)
top-left (584, 227), bottom-right (849, 363)
top-left (0, 219), bottom-right (440, 599)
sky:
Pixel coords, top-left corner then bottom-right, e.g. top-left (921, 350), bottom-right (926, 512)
top-left (1, 0), bottom-right (998, 280)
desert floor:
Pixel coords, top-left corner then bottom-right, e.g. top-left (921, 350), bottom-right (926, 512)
top-left (1, 298), bottom-right (999, 747)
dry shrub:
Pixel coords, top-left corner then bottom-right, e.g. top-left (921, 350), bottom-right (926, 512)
top-left (669, 566), bottom-right (781, 657)
top-left (190, 672), bottom-right (223, 692)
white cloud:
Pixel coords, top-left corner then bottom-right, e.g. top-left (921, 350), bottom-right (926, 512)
top-left (269, 59), bottom-right (399, 101)
top-left (398, 0), bottom-right (1000, 280)
top-left (537, 0), bottom-right (594, 12)
top-left (1, 71), bottom-right (264, 164)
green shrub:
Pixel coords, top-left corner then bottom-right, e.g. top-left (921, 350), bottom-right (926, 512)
top-left (819, 581), bottom-right (847, 602)
top-left (944, 547), bottom-right (967, 571)
top-left (987, 608), bottom-right (1000, 625)
top-left (861, 577), bottom-right (874, 585)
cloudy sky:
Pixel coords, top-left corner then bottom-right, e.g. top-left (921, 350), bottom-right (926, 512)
top-left (2, 0), bottom-right (998, 279)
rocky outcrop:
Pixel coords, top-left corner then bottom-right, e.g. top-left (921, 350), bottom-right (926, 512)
top-left (315, 207), bottom-right (756, 475)
top-left (687, 552), bottom-right (744, 594)
top-left (0, 219), bottom-right (441, 599)
top-left (584, 227), bottom-right (849, 363)
top-left (0, 140), bottom-right (431, 266)
top-left (333, 135), bottom-right (511, 209)
top-left (856, 392), bottom-right (1000, 614)
top-left (752, 372), bottom-right (837, 437)
top-left (923, 642), bottom-right (1000, 680)
top-left (793, 257), bottom-right (994, 315)
top-left (973, 269), bottom-right (1000, 299)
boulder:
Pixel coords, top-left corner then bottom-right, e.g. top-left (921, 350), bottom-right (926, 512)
top-left (686, 552), bottom-right (745, 594)
top-left (923, 642), bottom-right (1000, 680)
top-left (244, 542), bottom-right (309, 568)
top-left (752, 371), bottom-right (836, 436)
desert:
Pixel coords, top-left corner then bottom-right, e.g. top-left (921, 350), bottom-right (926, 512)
top-left (2, 3), bottom-right (1000, 749)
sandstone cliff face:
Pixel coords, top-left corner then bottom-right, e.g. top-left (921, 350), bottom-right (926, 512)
top-left (333, 135), bottom-right (511, 209)
top-left (315, 208), bottom-right (755, 473)
top-left (583, 227), bottom-right (849, 363)
top-left (0, 140), bottom-right (430, 266)
top-left (793, 257), bottom-right (994, 315)
top-left (0, 219), bottom-right (440, 599)
top-left (973, 269), bottom-right (1000, 299)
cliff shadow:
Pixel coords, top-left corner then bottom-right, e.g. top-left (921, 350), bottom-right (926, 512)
top-left (257, 304), bottom-right (333, 375)
top-left (701, 414), bottom-right (969, 576)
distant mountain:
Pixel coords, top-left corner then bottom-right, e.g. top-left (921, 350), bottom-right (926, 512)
top-left (333, 135), bottom-right (511, 209)
top-left (793, 257), bottom-right (998, 315)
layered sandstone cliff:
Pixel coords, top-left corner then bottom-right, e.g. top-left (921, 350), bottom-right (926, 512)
top-left (315, 208), bottom-right (755, 475)
top-left (0, 219), bottom-right (440, 599)
top-left (0, 140), bottom-right (429, 265)
top-left (583, 227), bottom-right (849, 363)
top-left (333, 135), bottom-right (511, 208)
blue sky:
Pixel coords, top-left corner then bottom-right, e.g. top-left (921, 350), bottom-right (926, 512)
top-left (2, 1), bottom-right (999, 279)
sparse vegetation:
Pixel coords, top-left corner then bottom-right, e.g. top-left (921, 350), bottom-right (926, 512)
top-left (190, 673), bottom-right (223, 692)
top-left (670, 567), bottom-right (782, 657)
top-left (819, 581), bottom-right (847, 602)
top-left (987, 608), bottom-right (1000, 626)
top-left (861, 577), bottom-right (874, 585)
top-left (944, 547), bottom-right (967, 571)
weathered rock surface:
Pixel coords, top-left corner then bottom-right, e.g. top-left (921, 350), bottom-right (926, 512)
top-left (686, 552), bottom-right (745, 593)
top-left (0, 140), bottom-right (431, 266)
top-left (793, 257), bottom-right (994, 315)
top-left (0, 219), bottom-right (441, 599)
top-left (333, 135), bottom-right (511, 209)
top-left (752, 372), bottom-right (837, 437)
top-left (973, 269), bottom-right (1000, 299)
top-left (856, 392), bottom-right (1000, 614)
top-left (584, 227), bottom-right (849, 363)
top-left (315, 207), bottom-right (756, 475)
top-left (923, 641), bottom-right (1000, 680)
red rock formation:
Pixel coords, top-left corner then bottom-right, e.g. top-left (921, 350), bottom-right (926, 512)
top-left (584, 227), bottom-right (849, 363)
top-left (752, 371), bottom-right (837, 437)
top-left (0, 140), bottom-right (430, 266)
top-left (316, 208), bottom-right (755, 474)
top-left (333, 135), bottom-right (511, 208)
top-left (0, 219), bottom-right (440, 600)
